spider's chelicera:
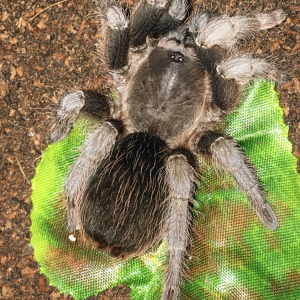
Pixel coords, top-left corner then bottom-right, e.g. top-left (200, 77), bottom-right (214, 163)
top-left (51, 1), bottom-right (287, 299)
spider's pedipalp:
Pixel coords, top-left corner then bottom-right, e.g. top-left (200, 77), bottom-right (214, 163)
top-left (196, 45), bottom-right (228, 74)
top-left (129, 0), bottom-right (168, 46)
top-left (163, 150), bottom-right (197, 300)
top-left (148, 0), bottom-right (187, 39)
top-left (195, 9), bottom-right (286, 49)
top-left (198, 132), bottom-right (279, 231)
top-left (51, 91), bottom-right (110, 142)
top-left (106, 6), bottom-right (129, 70)
top-left (65, 121), bottom-right (121, 233)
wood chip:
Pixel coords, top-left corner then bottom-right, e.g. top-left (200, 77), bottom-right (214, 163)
top-left (37, 19), bottom-right (47, 29)
top-left (8, 212), bottom-right (16, 220)
top-left (0, 82), bottom-right (6, 96)
top-left (18, 108), bottom-right (27, 115)
top-left (284, 106), bottom-right (290, 116)
top-left (53, 52), bottom-right (64, 61)
top-left (38, 276), bottom-right (47, 292)
top-left (35, 65), bottom-right (42, 71)
top-left (51, 94), bottom-right (58, 104)
top-left (2, 286), bottom-right (14, 299)
top-left (0, 33), bottom-right (9, 39)
top-left (27, 22), bottom-right (33, 31)
top-left (64, 56), bottom-right (72, 67)
top-left (293, 149), bottom-right (300, 158)
top-left (50, 291), bottom-right (61, 300)
top-left (34, 7), bottom-right (44, 14)
top-left (290, 6), bottom-right (300, 11)
top-left (16, 16), bottom-right (27, 30)
top-left (1, 256), bottom-right (6, 265)
top-left (9, 37), bottom-right (17, 44)
top-left (10, 66), bottom-right (16, 80)
top-left (79, 19), bottom-right (86, 35)
top-left (21, 266), bottom-right (35, 278)
top-left (5, 220), bottom-right (12, 229)
top-left (293, 78), bottom-right (300, 94)
top-left (33, 80), bottom-right (44, 87)
top-left (16, 65), bottom-right (24, 77)
top-left (293, 44), bottom-right (300, 52)
top-left (2, 11), bottom-right (9, 22)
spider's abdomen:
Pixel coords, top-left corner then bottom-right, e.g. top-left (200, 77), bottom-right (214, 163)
top-left (126, 46), bottom-right (210, 140)
top-left (81, 133), bottom-right (168, 257)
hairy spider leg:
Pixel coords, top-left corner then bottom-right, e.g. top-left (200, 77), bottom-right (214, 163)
top-left (162, 149), bottom-right (198, 300)
top-left (106, 6), bottom-right (129, 70)
top-left (51, 91), bottom-right (110, 142)
top-left (198, 132), bottom-right (279, 231)
top-left (196, 10), bottom-right (286, 49)
top-left (193, 10), bottom-right (288, 112)
top-left (211, 56), bottom-right (287, 111)
top-left (65, 120), bottom-right (122, 233)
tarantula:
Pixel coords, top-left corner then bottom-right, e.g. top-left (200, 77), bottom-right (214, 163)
top-left (51, 1), bottom-right (287, 299)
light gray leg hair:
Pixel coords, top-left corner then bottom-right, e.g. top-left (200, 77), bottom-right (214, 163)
top-left (256, 10), bottom-right (287, 30)
top-left (196, 9), bottom-right (286, 48)
top-left (189, 12), bottom-right (210, 33)
top-left (216, 57), bottom-right (288, 85)
top-left (51, 91), bottom-right (85, 142)
top-left (210, 137), bottom-right (279, 231)
top-left (168, 0), bottom-right (187, 20)
top-left (106, 6), bottom-right (127, 28)
top-left (65, 121), bottom-right (119, 232)
top-left (162, 154), bottom-right (196, 300)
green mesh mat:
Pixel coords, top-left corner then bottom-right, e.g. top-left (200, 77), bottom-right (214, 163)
top-left (31, 80), bottom-right (300, 300)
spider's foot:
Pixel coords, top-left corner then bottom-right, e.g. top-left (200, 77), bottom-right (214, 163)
top-left (51, 91), bottom-right (85, 142)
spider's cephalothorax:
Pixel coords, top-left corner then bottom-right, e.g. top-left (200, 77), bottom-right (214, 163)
top-left (51, 1), bottom-right (287, 299)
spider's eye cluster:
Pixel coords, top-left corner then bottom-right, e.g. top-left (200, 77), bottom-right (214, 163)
top-left (170, 51), bottom-right (184, 62)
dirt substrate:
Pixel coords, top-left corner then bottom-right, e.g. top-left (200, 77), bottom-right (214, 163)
top-left (0, 0), bottom-right (300, 299)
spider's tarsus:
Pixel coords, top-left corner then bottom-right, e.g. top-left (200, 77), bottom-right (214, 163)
top-left (51, 91), bottom-right (85, 142)
top-left (256, 9), bottom-right (286, 30)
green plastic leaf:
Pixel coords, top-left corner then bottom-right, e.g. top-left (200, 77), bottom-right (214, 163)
top-left (31, 80), bottom-right (300, 300)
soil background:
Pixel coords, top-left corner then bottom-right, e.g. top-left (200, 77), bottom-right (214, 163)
top-left (0, 0), bottom-right (300, 299)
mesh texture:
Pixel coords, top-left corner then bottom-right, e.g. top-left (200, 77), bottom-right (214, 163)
top-left (31, 80), bottom-right (300, 300)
